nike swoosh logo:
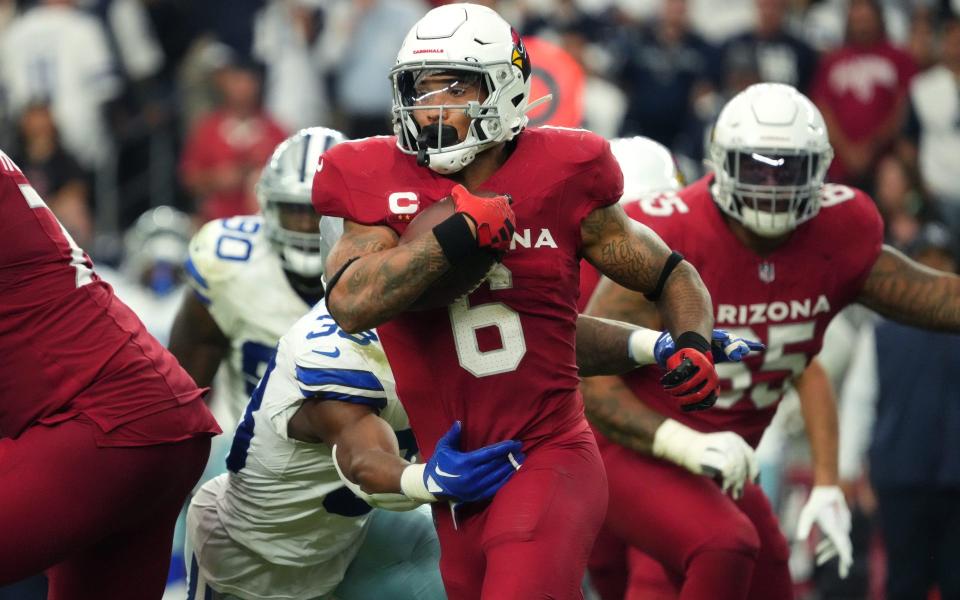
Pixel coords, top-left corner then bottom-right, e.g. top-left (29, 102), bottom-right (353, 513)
top-left (434, 466), bottom-right (460, 478)
top-left (312, 348), bottom-right (341, 358)
top-left (317, 158), bottom-right (324, 173)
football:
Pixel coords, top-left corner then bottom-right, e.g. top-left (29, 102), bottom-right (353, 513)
top-left (399, 197), bottom-right (498, 310)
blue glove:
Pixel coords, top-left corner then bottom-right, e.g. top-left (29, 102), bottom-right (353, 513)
top-left (654, 329), bottom-right (765, 367)
top-left (402, 421), bottom-right (524, 503)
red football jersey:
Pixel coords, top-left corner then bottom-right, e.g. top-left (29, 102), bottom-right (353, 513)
top-left (313, 128), bottom-right (623, 456)
top-left (620, 176), bottom-right (883, 447)
top-left (0, 153), bottom-right (219, 444)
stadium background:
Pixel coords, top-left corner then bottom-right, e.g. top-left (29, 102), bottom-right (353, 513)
top-left (0, 0), bottom-right (957, 599)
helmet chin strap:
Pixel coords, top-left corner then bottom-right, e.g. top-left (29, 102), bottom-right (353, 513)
top-left (523, 94), bottom-right (552, 115)
top-left (416, 123), bottom-right (461, 167)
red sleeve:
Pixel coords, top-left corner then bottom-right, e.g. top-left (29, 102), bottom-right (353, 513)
top-left (572, 136), bottom-right (623, 225)
top-left (846, 190), bottom-right (885, 299)
top-left (311, 151), bottom-right (355, 220)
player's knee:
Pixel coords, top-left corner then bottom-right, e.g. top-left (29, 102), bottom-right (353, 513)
top-left (690, 511), bottom-right (761, 559)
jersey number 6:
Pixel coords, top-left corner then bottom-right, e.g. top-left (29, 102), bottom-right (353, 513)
top-left (449, 263), bottom-right (527, 377)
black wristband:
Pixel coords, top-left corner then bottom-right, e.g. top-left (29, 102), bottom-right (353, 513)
top-left (432, 214), bottom-right (477, 265)
top-left (675, 331), bottom-right (711, 354)
top-left (644, 251), bottom-right (685, 302)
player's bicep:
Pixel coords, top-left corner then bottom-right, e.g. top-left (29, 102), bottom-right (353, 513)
top-left (580, 203), bottom-right (671, 294)
top-left (856, 245), bottom-right (960, 331)
top-left (288, 397), bottom-right (381, 446)
top-left (168, 291), bottom-right (229, 388)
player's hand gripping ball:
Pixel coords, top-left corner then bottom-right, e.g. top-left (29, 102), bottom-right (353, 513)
top-left (399, 186), bottom-right (514, 310)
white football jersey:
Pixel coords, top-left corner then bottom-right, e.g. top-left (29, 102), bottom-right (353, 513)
top-left (189, 298), bottom-right (416, 599)
top-left (185, 216), bottom-right (312, 426)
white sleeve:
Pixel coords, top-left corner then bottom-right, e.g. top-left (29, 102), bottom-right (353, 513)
top-left (292, 326), bottom-right (387, 412)
top-left (837, 324), bottom-right (879, 480)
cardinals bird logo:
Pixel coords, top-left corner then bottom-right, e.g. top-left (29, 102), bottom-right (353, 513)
top-left (510, 28), bottom-right (531, 81)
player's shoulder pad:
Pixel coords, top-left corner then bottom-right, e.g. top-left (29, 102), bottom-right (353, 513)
top-left (185, 216), bottom-right (267, 294)
top-left (527, 127), bottom-right (624, 210)
top-left (287, 301), bottom-right (376, 373)
top-left (312, 136), bottom-right (398, 222)
top-left (816, 183), bottom-right (884, 243)
top-left (528, 126), bottom-right (609, 166)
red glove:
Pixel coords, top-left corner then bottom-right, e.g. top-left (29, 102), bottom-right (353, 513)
top-left (661, 341), bottom-right (719, 412)
top-left (450, 184), bottom-right (516, 252)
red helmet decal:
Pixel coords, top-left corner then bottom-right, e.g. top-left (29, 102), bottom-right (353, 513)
top-left (511, 29), bottom-right (531, 81)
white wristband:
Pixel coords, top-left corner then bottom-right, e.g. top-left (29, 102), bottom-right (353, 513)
top-left (400, 464), bottom-right (436, 503)
top-left (652, 418), bottom-right (701, 472)
top-left (628, 328), bottom-right (662, 366)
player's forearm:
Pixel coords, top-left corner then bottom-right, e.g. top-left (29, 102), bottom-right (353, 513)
top-left (796, 361), bottom-right (840, 486)
top-left (333, 416), bottom-right (409, 494)
top-left (575, 315), bottom-right (640, 376)
top-left (857, 246), bottom-right (960, 332)
top-left (328, 234), bottom-right (450, 332)
top-left (656, 262), bottom-right (714, 341)
top-left (581, 375), bottom-right (665, 454)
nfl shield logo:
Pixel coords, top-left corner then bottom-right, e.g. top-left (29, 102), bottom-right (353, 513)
top-left (758, 262), bottom-right (775, 283)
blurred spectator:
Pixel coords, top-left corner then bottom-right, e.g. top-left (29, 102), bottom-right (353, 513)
top-left (688, 0), bottom-right (756, 45)
top-left (179, 50), bottom-right (286, 222)
top-left (254, 0), bottom-right (331, 133)
top-left (556, 26), bottom-right (628, 138)
top-left (721, 0), bottom-right (819, 93)
top-left (902, 15), bottom-right (960, 237)
top-left (873, 154), bottom-right (936, 249)
top-left (839, 221), bottom-right (960, 600)
top-left (324, 0), bottom-right (425, 138)
top-left (192, 0), bottom-right (266, 58)
top-left (617, 0), bottom-right (719, 157)
top-left (0, 0), bottom-right (122, 169)
top-left (812, 0), bottom-right (918, 189)
top-left (906, 6), bottom-right (938, 70)
top-left (12, 102), bottom-right (92, 249)
top-left (803, 0), bottom-right (912, 52)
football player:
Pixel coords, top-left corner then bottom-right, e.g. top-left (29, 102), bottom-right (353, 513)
top-left (0, 149), bottom-right (220, 599)
top-left (170, 126), bottom-right (347, 429)
top-left (312, 4), bottom-right (722, 598)
top-left (97, 205), bottom-right (193, 345)
top-left (582, 83), bottom-right (960, 599)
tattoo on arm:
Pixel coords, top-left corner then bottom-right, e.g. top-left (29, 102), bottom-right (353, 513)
top-left (581, 204), bottom-right (663, 292)
top-left (857, 246), bottom-right (960, 332)
top-left (580, 375), bottom-right (666, 454)
top-left (581, 205), bottom-right (712, 338)
top-left (325, 221), bottom-right (451, 332)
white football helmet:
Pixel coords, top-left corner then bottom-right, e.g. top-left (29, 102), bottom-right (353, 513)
top-left (256, 126), bottom-right (347, 278)
top-left (122, 205), bottom-right (193, 295)
top-left (610, 136), bottom-right (685, 203)
top-left (390, 3), bottom-right (533, 174)
top-left (708, 83), bottom-right (834, 238)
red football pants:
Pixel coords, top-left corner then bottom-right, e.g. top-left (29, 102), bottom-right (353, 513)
top-left (0, 416), bottom-right (210, 599)
top-left (599, 442), bottom-right (791, 600)
top-left (433, 427), bottom-right (608, 600)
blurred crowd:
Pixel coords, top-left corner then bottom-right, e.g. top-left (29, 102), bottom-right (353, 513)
top-left (0, 0), bottom-right (957, 263)
top-left (0, 0), bottom-right (957, 599)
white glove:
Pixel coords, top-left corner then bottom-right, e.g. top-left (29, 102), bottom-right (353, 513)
top-left (331, 445), bottom-right (424, 512)
top-left (796, 485), bottom-right (853, 579)
top-left (652, 419), bottom-right (759, 500)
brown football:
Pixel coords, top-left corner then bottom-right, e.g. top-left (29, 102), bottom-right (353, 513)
top-left (399, 197), bottom-right (498, 310)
